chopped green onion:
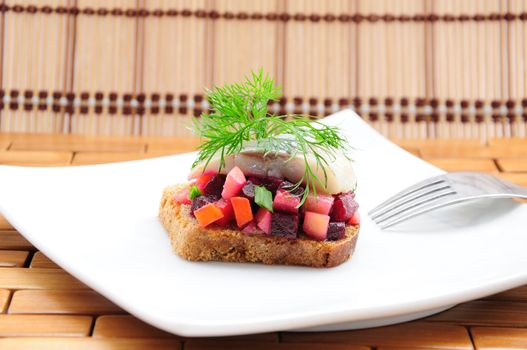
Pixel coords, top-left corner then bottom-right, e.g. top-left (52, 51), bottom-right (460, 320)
top-left (189, 185), bottom-right (202, 200)
top-left (254, 186), bottom-right (274, 212)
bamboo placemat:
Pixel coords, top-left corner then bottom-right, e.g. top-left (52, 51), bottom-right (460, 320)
top-left (0, 134), bottom-right (527, 349)
top-left (0, 0), bottom-right (526, 140)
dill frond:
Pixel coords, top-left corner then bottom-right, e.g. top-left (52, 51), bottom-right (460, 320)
top-left (192, 69), bottom-right (351, 205)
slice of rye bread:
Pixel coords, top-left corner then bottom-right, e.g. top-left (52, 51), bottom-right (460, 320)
top-left (159, 185), bottom-right (360, 268)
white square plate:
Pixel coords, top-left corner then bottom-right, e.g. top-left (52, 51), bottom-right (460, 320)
top-left (1, 110), bottom-right (526, 337)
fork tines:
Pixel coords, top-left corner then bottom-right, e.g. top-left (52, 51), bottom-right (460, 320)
top-left (369, 174), bottom-right (457, 229)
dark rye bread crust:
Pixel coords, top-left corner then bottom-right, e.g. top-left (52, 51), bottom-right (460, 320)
top-left (159, 185), bottom-right (360, 268)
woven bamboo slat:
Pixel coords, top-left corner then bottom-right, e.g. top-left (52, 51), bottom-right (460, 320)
top-left (0, 0), bottom-right (525, 139)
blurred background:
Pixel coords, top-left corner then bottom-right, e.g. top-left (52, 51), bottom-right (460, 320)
top-left (0, 0), bottom-right (526, 140)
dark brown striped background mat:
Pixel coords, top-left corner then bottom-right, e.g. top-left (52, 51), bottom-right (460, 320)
top-left (0, 0), bottom-right (526, 140)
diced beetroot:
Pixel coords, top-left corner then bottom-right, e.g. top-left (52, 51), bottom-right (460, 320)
top-left (202, 174), bottom-right (226, 197)
top-left (255, 208), bottom-right (272, 234)
top-left (249, 176), bottom-right (283, 192)
top-left (191, 195), bottom-right (220, 215)
top-left (247, 176), bottom-right (264, 186)
top-left (327, 222), bottom-right (346, 241)
top-left (214, 198), bottom-right (234, 227)
top-left (222, 166), bottom-right (247, 200)
top-left (273, 189), bottom-right (300, 214)
top-left (173, 186), bottom-right (191, 205)
top-left (196, 173), bottom-right (215, 192)
top-left (242, 221), bottom-right (257, 234)
top-left (304, 193), bottom-right (334, 215)
top-left (302, 211), bottom-right (330, 241)
top-left (279, 180), bottom-right (304, 196)
top-left (241, 180), bottom-right (256, 201)
top-left (331, 192), bottom-right (359, 222)
top-left (348, 211), bottom-right (361, 225)
top-left (270, 212), bottom-right (298, 239)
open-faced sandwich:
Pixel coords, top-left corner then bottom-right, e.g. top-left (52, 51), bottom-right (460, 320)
top-left (159, 71), bottom-right (359, 267)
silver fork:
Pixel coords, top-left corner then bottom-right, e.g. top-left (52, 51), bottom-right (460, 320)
top-left (369, 172), bottom-right (527, 229)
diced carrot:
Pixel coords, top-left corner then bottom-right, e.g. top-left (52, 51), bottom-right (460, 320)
top-left (230, 196), bottom-right (254, 228)
top-left (193, 203), bottom-right (224, 228)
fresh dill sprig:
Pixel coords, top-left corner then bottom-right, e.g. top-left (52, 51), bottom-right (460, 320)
top-left (192, 69), bottom-right (351, 205)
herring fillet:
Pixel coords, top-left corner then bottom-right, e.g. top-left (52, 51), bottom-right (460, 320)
top-left (189, 149), bottom-right (356, 195)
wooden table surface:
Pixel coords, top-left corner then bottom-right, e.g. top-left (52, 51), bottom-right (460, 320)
top-left (0, 133), bottom-right (526, 350)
